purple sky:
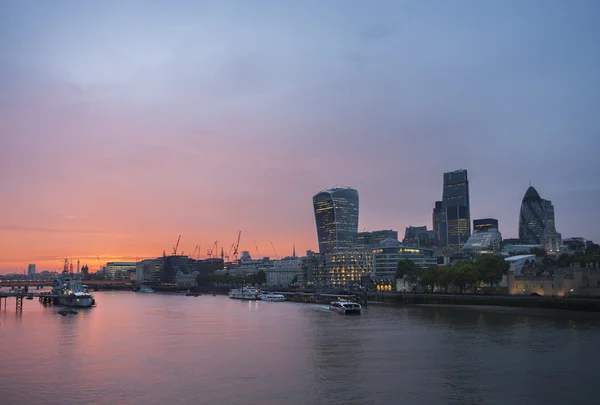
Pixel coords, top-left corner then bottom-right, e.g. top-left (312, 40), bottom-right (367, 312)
top-left (1, 0), bottom-right (599, 271)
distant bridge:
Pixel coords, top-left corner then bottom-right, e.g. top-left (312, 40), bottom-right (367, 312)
top-left (0, 280), bottom-right (132, 288)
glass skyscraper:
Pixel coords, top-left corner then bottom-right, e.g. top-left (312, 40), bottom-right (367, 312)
top-left (313, 187), bottom-right (359, 254)
top-left (519, 186), bottom-right (557, 244)
top-left (440, 169), bottom-right (470, 249)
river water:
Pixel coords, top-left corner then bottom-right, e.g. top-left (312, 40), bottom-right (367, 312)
top-left (1, 291), bottom-right (599, 405)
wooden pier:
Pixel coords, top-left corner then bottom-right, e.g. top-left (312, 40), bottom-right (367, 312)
top-left (0, 291), bottom-right (59, 311)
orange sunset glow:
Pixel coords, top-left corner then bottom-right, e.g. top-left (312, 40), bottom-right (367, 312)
top-left (1, 1), bottom-right (598, 274)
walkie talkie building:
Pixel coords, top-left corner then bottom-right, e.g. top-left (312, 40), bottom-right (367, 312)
top-left (313, 187), bottom-right (359, 254)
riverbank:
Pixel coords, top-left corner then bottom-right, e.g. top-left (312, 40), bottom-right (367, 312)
top-left (365, 292), bottom-right (600, 312)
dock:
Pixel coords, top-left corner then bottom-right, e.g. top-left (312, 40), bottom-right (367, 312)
top-left (0, 291), bottom-right (61, 311)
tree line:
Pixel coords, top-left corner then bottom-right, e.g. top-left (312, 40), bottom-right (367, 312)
top-left (531, 244), bottom-right (600, 269)
top-left (196, 270), bottom-right (267, 286)
top-left (395, 255), bottom-right (509, 294)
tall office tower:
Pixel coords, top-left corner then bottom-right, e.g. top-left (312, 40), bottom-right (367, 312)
top-left (27, 264), bottom-right (36, 279)
top-left (313, 187), bottom-right (359, 254)
top-left (519, 186), bottom-right (558, 244)
top-left (440, 169), bottom-right (471, 250)
top-left (473, 218), bottom-right (499, 233)
top-left (432, 201), bottom-right (443, 245)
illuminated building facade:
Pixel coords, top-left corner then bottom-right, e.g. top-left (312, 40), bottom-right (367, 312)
top-left (104, 262), bottom-right (136, 280)
top-left (473, 218), bottom-right (499, 232)
top-left (440, 169), bottom-right (471, 250)
top-left (324, 250), bottom-right (372, 287)
top-left (463, 228), bottom-right (502, 255)
top-left (313, 187), bottom-right (359, 254)
top-left (371, 239), bottom-right (437, 283)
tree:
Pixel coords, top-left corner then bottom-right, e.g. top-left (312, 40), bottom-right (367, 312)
top-left (585, 243), bottom-right (600, 257)
top-left (396, 259), bottom-right (419, 279)
top-left (530, 247), bottom-right (547, 258)
top-left (437, 267), bottom-right (454, 293)
top-left (255, 270), bottom-right (267, 285)
top-left (421, 266), bottom-right (440, 292)
top-left (473, 255), bottom-right (508, 288)
top-left (557, 253), bottom-right (571, 268)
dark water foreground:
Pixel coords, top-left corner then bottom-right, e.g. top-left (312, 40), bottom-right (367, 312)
top-left (1, 291), bottom-right (599, 405)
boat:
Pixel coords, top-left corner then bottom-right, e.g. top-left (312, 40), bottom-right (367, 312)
top-left (51, 259), bottom-right (95, 308)
top-left (259, 293), bottom-right (286, 302)
top-left (57, 309), bottom-right (78, 316)
top-left (329, 301), bottom-right (361, 315)
top-left (229, 286), bottom-right (260, 300)
top-left (139, 286), bottom-right (154, 293)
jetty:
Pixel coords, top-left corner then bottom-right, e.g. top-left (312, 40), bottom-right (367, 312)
top-left (0, 291), bottom-right (62, 311)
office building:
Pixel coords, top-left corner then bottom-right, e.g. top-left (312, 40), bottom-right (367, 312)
top-left (473, 218), bottom-right (499, 233)
top-left (432, 201), bottom-right (443, 245)
top-left (104, 262), bottom-right (136, 280)
top-left (354, 230), bottom-right (398, 249)
top-left (371, 239), bottom-right (437, 282)
top-left (313, 187), bottom-right (359, 253)
top-left (463, 228), bottom-right (502, 255)
top-left (27, 264), bottom-right (36, 279)
top-left (440, 169), bottom-right (471, 250)
top-left (323, 249), bottom-right (372, 287)
top-left (518, 186), bottom-right (560, 246)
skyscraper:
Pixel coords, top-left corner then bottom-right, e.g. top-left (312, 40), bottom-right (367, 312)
top-left (313, 187), bottom-right (359, 253)
top-left (27, 264), bottom-right (36, 279)
top-left (432, 201), bottom-right (443, 245)
top-left (440, 169), bottom-right (470, 250)
top-left (518, 186), bottom-right (558, 244)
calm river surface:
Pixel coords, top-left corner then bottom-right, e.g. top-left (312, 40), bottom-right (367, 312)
top-left (1, 291), bottom-right (599, 405)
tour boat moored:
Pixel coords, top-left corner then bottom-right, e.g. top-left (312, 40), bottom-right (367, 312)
top-left (259, 293), bottom-right (286, 302)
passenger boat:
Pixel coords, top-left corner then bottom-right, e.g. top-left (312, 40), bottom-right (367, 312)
top-left (139, 286), bottom-right (154, 293)
top-left (329, 301), bottom-right (361, 315)
top-left (259, 293), bottom-right (286, 302)
top-left (229, 286), bottom-right (260, 300)
top-left (51, 260), bottom-right (95, 308)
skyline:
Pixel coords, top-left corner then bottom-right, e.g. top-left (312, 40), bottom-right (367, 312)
top-left (1, 1), bottom-right (599, 272)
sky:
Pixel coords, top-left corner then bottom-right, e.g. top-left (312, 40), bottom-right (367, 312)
top-left (1, 0), bottom-right (599, 273)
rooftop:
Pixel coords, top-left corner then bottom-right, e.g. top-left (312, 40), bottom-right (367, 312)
top-left (504, 254), bottom-right (536, 262)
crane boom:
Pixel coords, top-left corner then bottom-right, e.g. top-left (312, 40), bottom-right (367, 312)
top-left (233, 231), bottom-right (242, 260)
top-left (254, 240), bottom-right (260, 259)
top-left (173, 235), bottom-right (181, 256)
top-left (271, 242), bottom-right (279, 260)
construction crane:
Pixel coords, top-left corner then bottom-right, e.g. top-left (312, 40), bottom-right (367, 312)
top-left (173, 235), bottom-right (181, 256)
top-left (254, 240), bottom-right (261, 259)
top-left (271, 242), bottom-right (279, 260)
top-left (190, 245), bottom-right (199, 259)
top-left (233, 231), bottom-right (242, 260)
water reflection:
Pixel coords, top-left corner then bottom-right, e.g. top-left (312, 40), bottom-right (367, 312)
top-left (1, 294), bottom-right (600, 405)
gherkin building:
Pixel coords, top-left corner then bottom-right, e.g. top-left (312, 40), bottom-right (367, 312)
top-left (518, 186), bottom-right (555, 244)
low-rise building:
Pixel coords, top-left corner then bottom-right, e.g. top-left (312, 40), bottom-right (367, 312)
top-left (266, 258), bottom-right (300, 287)
top-left (507, 268), bottom-right (600, 297)
top-left (105, 262), bottom-right (136, 280)
top-left (463, 229), bottom-right (502, 255)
